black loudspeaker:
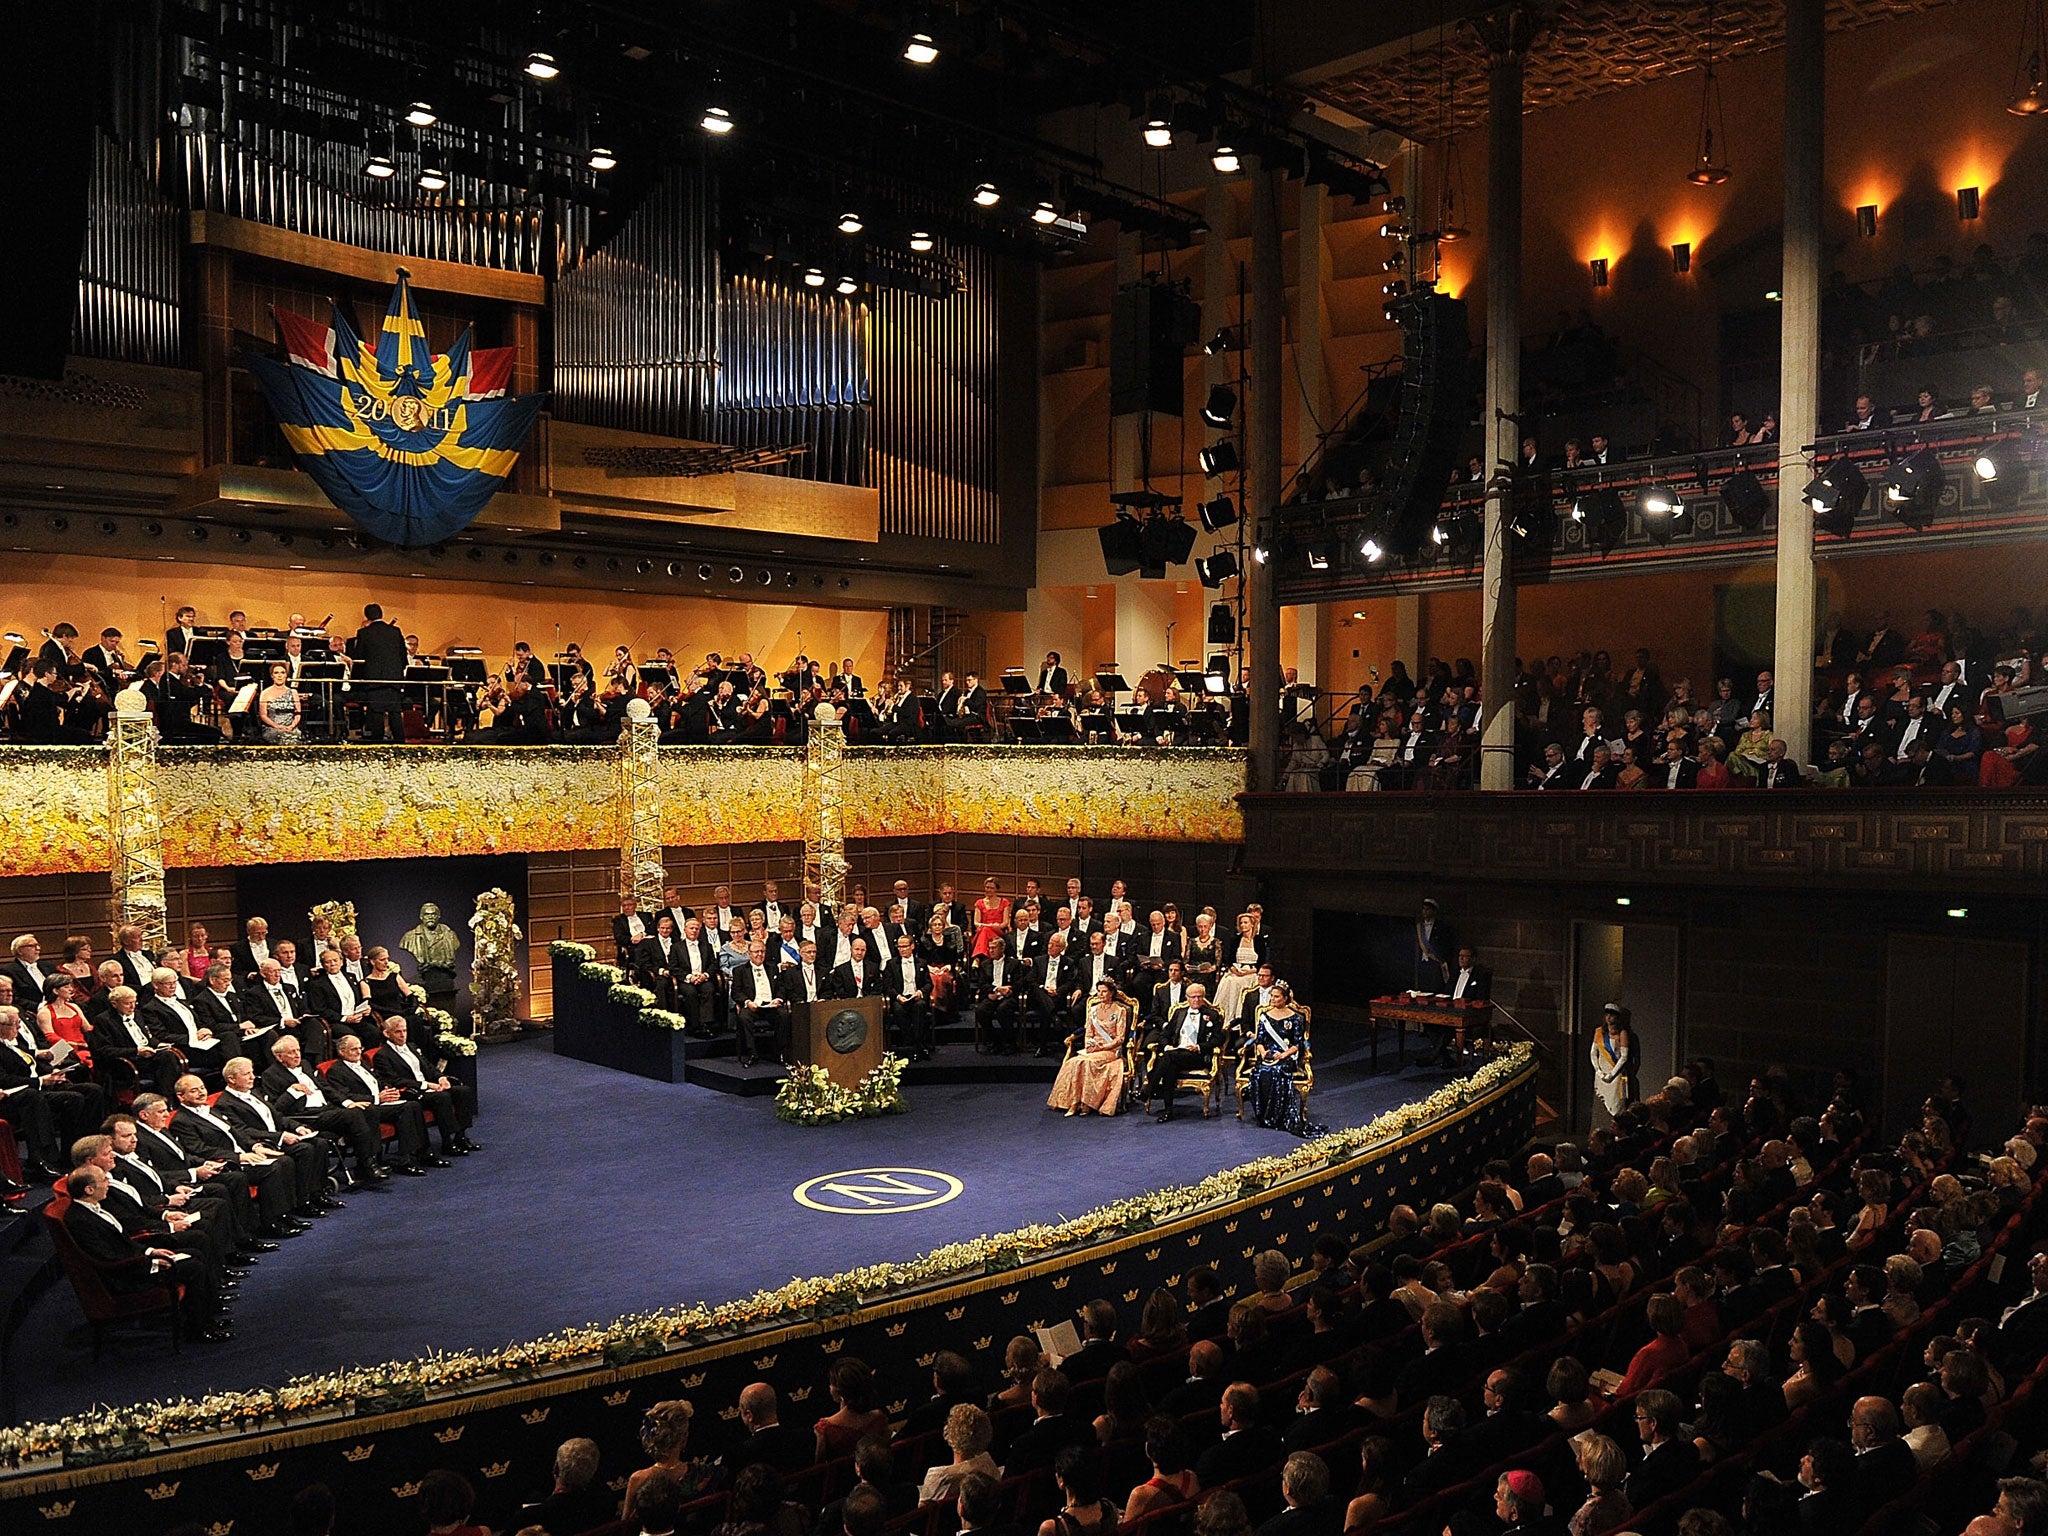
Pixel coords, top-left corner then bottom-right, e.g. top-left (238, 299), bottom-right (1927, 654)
top-left (1378, 293), bottom-right (1472, 560)
top-left (1141, 515), bottom-right (1197, 567)
top-left (1110, 280), bottom-right (1198, 416)
top-left (1099, 517), bottom-right (1146, 575)
top-left (0, 11), bottom-right (97, 380)
top-left (1207, 603), bottom-right (1237, 644)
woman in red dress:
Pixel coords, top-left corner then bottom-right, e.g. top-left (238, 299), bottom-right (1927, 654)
top-left (36, 975), bottom-right (93, 1067)
top-left (1981, 718), bottom-right (2039, 787)
top-left (971, 876), bottom-right (1010, 960)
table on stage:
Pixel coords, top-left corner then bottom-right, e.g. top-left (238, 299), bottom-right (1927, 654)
top-left (1368, 995), bottom-right (1493, 1072)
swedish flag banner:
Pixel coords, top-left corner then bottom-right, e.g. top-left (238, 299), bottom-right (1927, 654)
top-left (246, 270), bottom-right (545, 547)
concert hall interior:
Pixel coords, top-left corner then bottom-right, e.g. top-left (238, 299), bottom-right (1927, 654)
top-left (5, 2), bottom-right (2048, 1535)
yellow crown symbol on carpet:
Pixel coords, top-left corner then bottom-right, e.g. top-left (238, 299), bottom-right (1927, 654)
top-left (886, 1323), bottom-right (906, 1336)
top-left (39, 1500), bottom-right (76, 1519)
top-left (888, 1399), bottom-right (908, 1414)
top-left (207, 1522), bottom-right (235, 1536)
top-left (246, 1463), bottom-right (280, 1481)
top-left (608, 1476), bottom-right (630, 1492)
top-left (1335, 1210), bottom-right (1348, 1222)
top-left (1001, 1291), bottom-right (1020, 1305)
top-left (434, 1427), bottom-right (465, 1443)
top-left (1321, 1185), bottom-right (1335, 1197)
top-left (393, 1481), bottom-right (422, 1500)
top-left (1275, 1233), bottom-right (1289, 1244)
top-left (1098, 1261), bottom-right (1117, 1274)
top-left (604, 1391), bottom-right (630, 1407)
top-left (522, 1408), bottom-right (551, 1425)
top-left (1121, 1289), bottom-right (1139, 1303)
top-left (683, 1372), bottom-right (707, 1387)
top-left (1257, 1209), bottom-right (1274, 1221)
top-left (945, 1306), bottom-right (966, 1320)
top-left (789, 1386), bottom-right (812, 1403)
top-left (1306, 1222), bottom-right (1320, 1233)
top-left (1186, 1235), bottom-right (1202, 1247)
top-left (719, 1406), bottom-right (742, 1421)
top-left (916, 1352), bottom-right (937, 1368)
top-left (1240, 1246), bottom-right (1256, 1259)
top-left (753, 1354), bottom-right (778, 1370)
top-left (820, 1338), bottom-right (845, 1355)
top-left (1349, 1174), bottom-right (1362, 1186)
top-left (483, 1461), bottom-right (511, 1479)
top-left (973, 1336), bottom-right (992, 1350)
top-left (1144, 1248), bottom-right (1161, 1261)
top-left (1224, 1221), bottom-right (1238, 1233)
top-left (1292, 1197), bottom-right (1306, 1209)
top-left (342, 1445), bottom-right (375, 1463)
top-left (145, 1483), bottom-right (182, 1501)
top-left (1049, 1277), bottom-right (1069, 1291)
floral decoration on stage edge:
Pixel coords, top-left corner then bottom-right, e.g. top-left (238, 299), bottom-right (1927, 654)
top-left (775, 1056), bottom-right (909, 1125)
top-left (0, 1043), bottom-right (1531, 1470)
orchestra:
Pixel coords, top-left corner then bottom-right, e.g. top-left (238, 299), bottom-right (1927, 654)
top-left (0, 607), bottom-right (1249, 748)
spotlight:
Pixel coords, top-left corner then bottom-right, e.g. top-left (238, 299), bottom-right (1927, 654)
top-left (1721, 468), bottom-right (1770, 529)
top-left (1590, 258), bottom-right (1609, 288)
top-left (1382, 279), bottom-right (1407, 297)
top-left (803, 267), bottom-right (825, 287)
top-left (1382, 195), bottom-right (1406, 214)
top-left (1638, 482), bottom-right (1681, 515)
top-left (1671, 242), bottom-right (1691, 274)
top-left (1199, 440), bottom-right (1239, 477)
top-left (1958, 186), bottom-right (1981, 220)
top-left (406, 102), bottom-right (437, 127)
top-left (903, 29), bottom-right (939, 64)
top-left (1198, 495), bottom-right (1238, 532)
top-left (908, 231), bottom-right (935, 252)
top-left (1305, 543), bottom-right (1331, 571)
top-left (588, 146), bottom-right (616, 171)
top-left (1142, 96), bottom-right (1175, 148)
top-left (1201, 385), bottom-right (1237, 427)
top-left (1974, 443), bottom-right (2024, 506)
top-left (1211, 144), bottom-right (1240, 174)
top-left (1879, 447), bottom-right (1945, 529)
top-left (417, 153), bottom-right (447, 192)
top-left (1196, 551), bottom-right (1239, 587)
top-left (837, 210), bottom-right (864, 235)
top-left (1360, 537), bottom-right (1384, 563)
top-left (835, 274), bottom-right (859, 296)
top-left (971, 180), bottom-right (1000, 207)
top-left (1804, 458), bottom-right (1869, 536)
top-left (1441, 511), bottom-right (1481, 561)
top-left (1203, 327), bottom-right (1239, 355)
top-left (1431, 523), bottom-right (1447, 546)
top-left (1576, 487), bottom-right (1627, 553)
top-left (1251, 544), bottom-right (1268, 564)
top-left (1382, 255), bottom-right (1405, 273)
top-left (700, 104), bottom-right (735, 135)
top-left (1031, 200), bottom-right (1058, 225)
top-left (1856, 204), bottom-right (1878, 237)
top-left (1380, 221), bottom-right (1410, 239)
top-left (363, 149), bottom-right (395, 179)
top-left (524, 50), bottom-right (560, 80)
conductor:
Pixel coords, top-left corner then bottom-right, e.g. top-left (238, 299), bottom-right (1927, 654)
top-left (348, 603), bottom-right (410, 743)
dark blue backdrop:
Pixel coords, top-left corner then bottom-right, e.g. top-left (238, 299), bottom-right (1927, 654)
top-left (233, 853), bottom-right (530, 1021)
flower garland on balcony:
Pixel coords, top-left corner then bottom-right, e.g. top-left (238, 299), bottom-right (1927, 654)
top-left (553, 940), bottom-right (689, 1031)
top-left (776, 1056), bottom-right (909, 1125)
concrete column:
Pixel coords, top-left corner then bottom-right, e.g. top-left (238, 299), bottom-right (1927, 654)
top-left (1772, 0), bottom-right (1824, 768)
top-left (1247, 170), bottom-right (1286, 791)
top-left (1111, 233), bottom-right (1144, 499)
top-left (1294, 182), bottom-right (1328, 470)
top-left (1479, 32), bottom-right (1526, 790)
top-left (1114, 579), bottom-right (1175, 681)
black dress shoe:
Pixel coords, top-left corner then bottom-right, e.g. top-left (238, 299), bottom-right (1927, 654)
top-left (239, 1239), bottom-right (279, 1254)
top-left (420, 1155), bottom-right (452, 1169)
top-left (1154, 1110), bottom-right (1176, 1124)
top-left (198, 1325), bottom-right (236, 1343)
top-left (265, 1221), bottom-right (308, 1238)
top-left (453, 1137), bottom-right (482, 1152)
top-left (442, 1143), bottom-right (468, 1157)
top-left (359, 1166), bottom-right (390, 1183)
top-left (391, 1163), bottom-right (428, 1177)
top-left (318, 1195), bottom-right (346, 1209)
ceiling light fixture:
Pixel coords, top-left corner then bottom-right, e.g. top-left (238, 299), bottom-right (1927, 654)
top-left (835, 274), bottom-right (859, 296)
top-left (803, 267), bottom-right (825, 287)
top-left (364, 148), bottom-right (395, 179)
top-left (700, 104), bottom-right (734, 135)
top-left (1031, 200), bottom-right (1059, 225)
top-left (405, 102), bottom-right (436, 128)
top-left (908, 230), bottom-right (934, 252)
top-left (587, 146), bottom-right (616, 171)
top-left (1211, 144), bottom-right (1240, 174)
top-left (2010, 0), bottom-right (2048, 113)
top-left (903, 29), bottom-right (940, 65)
top-left (972, 180), bottom-right (1000, 207)
top-left (837, 210), bottom-right (864, 235)
top-left (417, 152), bottom-right (448, 192)
top-left (524, 51), bottom-right (559, 80)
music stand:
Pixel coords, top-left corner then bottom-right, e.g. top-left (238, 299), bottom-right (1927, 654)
top-left (1174, 671), bottom-right (1207, 695)
top-left (1038, 713), bottom-right (1078, 745)
top-left (1080, 711), bottom-right (1114, 740)
top-left (1094, 672), bottom-right (1130, 695)
top-left (1010, 716), bottom-right (1044, 744)
top-left (1117, 709), bottom-right (1150, 739)
top-left (188, 629), bottom-right (230, 673)
top-left (0, 639), bottom-right (26, 678)
top-left (638, 663), bottom-right (674, 692)
top-left (299, 660), bottom-right (348, 738)
top-left (1000, 671), bottom-right (1032, 695)
top-left (244, 635), bottom-right (287, 663)
top-left (445, 651), bottom-right (488, 686)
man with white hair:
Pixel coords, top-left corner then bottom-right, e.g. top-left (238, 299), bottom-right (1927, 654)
top-left (86, 984), bottom-right (183, 1096)
top-left (243, 957), bottom-right (320, 1061)
top-left (141, 967), bottom-right (226, 1081)
top-left (325, 1033), bottom-right (439, 1171)
top-left (304, 946), bottom-right (376, 1055)
top-left (199, 1064), bottom-right (333, 1215)
top-left (260, 1036), bottom-right (385, 1184)
top-left (110, 924), bottom-right (158, 995)
top-left (0, 1004), bottom-right (93, 1181)
top-left (62, 1164), bottom-right (231, 1342)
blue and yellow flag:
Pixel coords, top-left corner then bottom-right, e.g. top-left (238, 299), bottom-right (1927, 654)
top-left (247, 269), bottom-right (545, 547)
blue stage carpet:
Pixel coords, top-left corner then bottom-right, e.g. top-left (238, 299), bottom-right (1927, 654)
top-left (10, 1037), bottom-right (1449, 1425)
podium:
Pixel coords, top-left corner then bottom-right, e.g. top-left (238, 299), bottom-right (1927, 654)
top-left (792, 996), bottom-right (885, 1090)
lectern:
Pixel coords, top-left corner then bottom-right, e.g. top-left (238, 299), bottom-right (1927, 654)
top-left (792, 996), bottom-right (885, 1090)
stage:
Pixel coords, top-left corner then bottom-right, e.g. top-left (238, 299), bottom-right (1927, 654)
top-left (7, 1032), bottom-right (1456, 1428)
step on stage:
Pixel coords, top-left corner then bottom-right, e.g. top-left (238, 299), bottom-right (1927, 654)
top-left (5, 1034), bottom-right (1452, 1429)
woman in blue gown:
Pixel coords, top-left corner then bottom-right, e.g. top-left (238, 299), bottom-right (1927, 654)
top-left (1245, 983), bottom-right (1324, 1136)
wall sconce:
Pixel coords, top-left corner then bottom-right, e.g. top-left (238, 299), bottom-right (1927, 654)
top-left (1671, 243), bottom-right (1692, 274)
top-left (1590, 257), bottom-right (1609, 288)
top-left (1958, 186), bottom-right (1981, 220)
top-left (1856, 204), bottom-right (1878, 237)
